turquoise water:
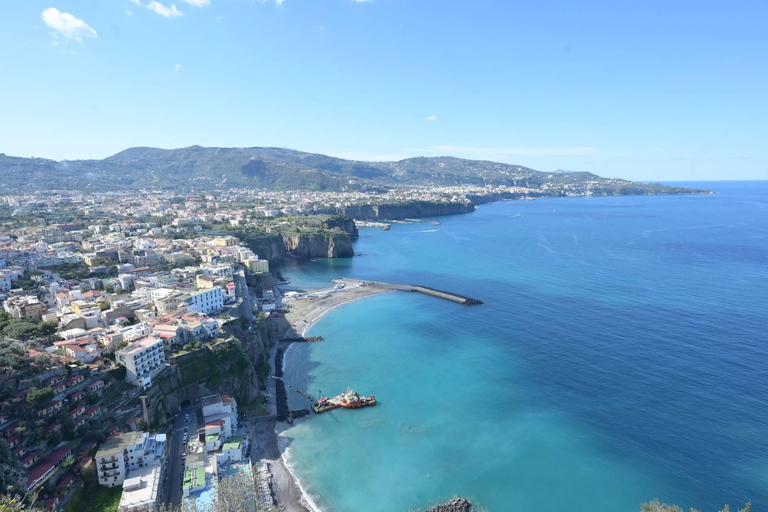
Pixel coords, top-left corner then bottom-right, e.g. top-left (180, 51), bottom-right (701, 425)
top-left (280, 182), bottom-right (768, 512)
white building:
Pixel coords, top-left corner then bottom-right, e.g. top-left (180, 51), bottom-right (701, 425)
top-left (116, 336), bottom-right (166, 387)
top-left (96, 432), bottom-right (165, 512)
top-left (96, 432), bottom-right (163, 487)
top-left (185, 287), bottom-right (224, 315)
top-left (118, 465), bottom-right (161, 512)
top-left (201, 394), bottom-right (238, 439)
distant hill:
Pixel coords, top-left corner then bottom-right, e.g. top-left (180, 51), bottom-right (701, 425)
top-left (0, 146), bottom-right (708, 195)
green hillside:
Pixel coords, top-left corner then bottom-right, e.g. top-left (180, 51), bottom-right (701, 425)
top-left (0, 146), bottom-right (709, 195)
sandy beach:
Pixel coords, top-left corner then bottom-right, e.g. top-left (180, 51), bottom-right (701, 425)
top-left (251, 280), bottom-right (393, 512)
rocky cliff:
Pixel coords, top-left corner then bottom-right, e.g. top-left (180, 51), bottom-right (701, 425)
top-left (247, 215), bottom-right (358, 262)
top-left (282, 233), bottom-right (354, 258)
top-left (143, 325), bottom-right (273, 427)
top-left (247, 234), bottom-right (288, 264)
top-left (344, 200), bottom-right (475, 220)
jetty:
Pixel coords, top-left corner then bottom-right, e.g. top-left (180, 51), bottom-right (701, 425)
top-left (333, 279), bottom-right (484, 306)
top-left (278, 336), bottom-right (324, 343)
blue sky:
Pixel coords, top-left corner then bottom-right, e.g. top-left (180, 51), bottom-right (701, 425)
top-left (0, 0), bottom-right (766, 181)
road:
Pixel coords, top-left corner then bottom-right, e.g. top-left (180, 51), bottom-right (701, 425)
top-left (234, 267), bottom-right (255, 325)
top-left (164, 402), bottom-right (200, 509)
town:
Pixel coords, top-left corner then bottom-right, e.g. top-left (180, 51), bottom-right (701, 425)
top-left (0, 178), bottom-right (708, 512)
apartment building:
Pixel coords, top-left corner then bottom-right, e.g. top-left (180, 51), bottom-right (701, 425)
top-left (116, 337), bottom-right (166, 387)
top-left (3, 296), bottom-right (44, 321)
top-left (184, 287), bottom-right (223, 315)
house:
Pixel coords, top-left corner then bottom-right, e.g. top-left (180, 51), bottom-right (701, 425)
top-left (44, 421), bottom-right (62, 436)
top-left (66, 374), bottom-right (86, 388)
top-left (26, 445), bottom-right (73, 490)
top-left (37, 400), bottom-right (63, 418)
top-left (70, 390), bottom-right (84, 402)
top-left (68, 404), bottom-right (86, 419)
top-left (84, 405), bottom-right (102, 420)
top-left (21, 451), bottom-right (41, 469)
top-left (87, 380), bottom-right (105, 393)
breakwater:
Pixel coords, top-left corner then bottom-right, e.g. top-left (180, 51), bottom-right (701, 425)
top-left (279, 336), bottom-right (324, 343)
top-left (335, 279), bottom-right (484, 306)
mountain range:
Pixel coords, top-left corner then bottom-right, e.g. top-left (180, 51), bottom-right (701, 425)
top-left (0, 146), bottom-right (706, 195)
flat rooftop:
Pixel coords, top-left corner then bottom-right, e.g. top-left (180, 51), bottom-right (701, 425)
top-left (96, 432), bottom-right (147, 458)
top-left (222, 436), bottom-right (244, 451)
top-left (183, 467), bottom-right (206, 490)
top-left (119, 465), bottom-right (160, 510)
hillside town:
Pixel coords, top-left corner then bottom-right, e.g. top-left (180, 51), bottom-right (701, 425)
top-left (0, 205), bottom-right (280, 512)
top-left (0, 179), bottom-right (707, 512)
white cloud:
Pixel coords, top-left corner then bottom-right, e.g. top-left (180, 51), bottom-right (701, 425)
top-left (129, 0), bottom-right (141, 4)
top-left (425, 145), bottom-right (600, 156)
top-left (174, 63), bottom-right (182, 72)
top-left (178, 0), bottom-right (210, 6)
top-left (426, 115), bottom-right (436, 121)
top-left (41, 8), bottom-right (97, 41)
top-left (125, 9), bottom-right (133, 16)
top-left (147, 1), bottom-right (183, 17)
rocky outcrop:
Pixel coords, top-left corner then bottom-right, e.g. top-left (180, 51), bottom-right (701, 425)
top-left (344, 201), bottom-right (475, 220)
top-left (282, 233), bottom-right (354, 258)
top-left (247, 234), bottom-right (288, 265)
top-left (423, 498), bottom-right (473, 512)
top-left (145, 340), bottom-right (264, 427)
top-left (247, 215), bottom-right (358, 263)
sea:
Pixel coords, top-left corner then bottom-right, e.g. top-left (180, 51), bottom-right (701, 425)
top-left (278, 181), bottom-right (768, 512)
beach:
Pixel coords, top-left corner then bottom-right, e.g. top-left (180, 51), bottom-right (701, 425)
top-left (250, 281), bottom-right (393, 512)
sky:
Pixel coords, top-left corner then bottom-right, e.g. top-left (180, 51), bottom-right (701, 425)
top-left (0, 0), bottom-right (767, 181)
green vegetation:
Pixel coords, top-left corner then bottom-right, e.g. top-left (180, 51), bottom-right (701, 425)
top-left (0, 340), bottom-right (31, 369)
top-left (0, 311), bottom-right (60, 341)
top-left (27, 387), bottom-right (55, 408)
top-left (64, 469), bottom-right (122, 512)
top-left (0, 146), bottom-right (710, 194)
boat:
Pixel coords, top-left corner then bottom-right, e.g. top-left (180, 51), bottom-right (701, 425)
top-left (311, 388), bottom-right (377, 413)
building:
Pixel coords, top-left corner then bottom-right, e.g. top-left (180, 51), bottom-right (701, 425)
top-left (201, 394), bottom-right (237, 439)
top-left (95, 431), bottom-right (165, 488)
top-left (117, 465), bottom-right (161, 512)
top-left (26, 445), bottom-right (73, 490)
top-left (245, 258), bottom-right (269, 274)
top-left (3, 296), bottom-right (44, 321)
top-left (116, 337), bottom-right (166, 387)
top-left (185, 288), bottom-right (224, 315)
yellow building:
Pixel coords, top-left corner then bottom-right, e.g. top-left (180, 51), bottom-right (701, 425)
top-left (246, 258), bottom-right (269, 274)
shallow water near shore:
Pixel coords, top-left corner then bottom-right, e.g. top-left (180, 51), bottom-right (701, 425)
top-left (280, 182), bottom-right (768, 512)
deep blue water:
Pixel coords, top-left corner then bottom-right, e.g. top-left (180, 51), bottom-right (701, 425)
top-left (279, 182), bottom-right (768, 512)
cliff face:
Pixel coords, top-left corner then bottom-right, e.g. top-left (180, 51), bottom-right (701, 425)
top-left (344, 201), bottom-right (475, 220)
top-left (145, 341), bottom-right (263, 427)
top-left (247, 234), bottom-right (288, 264)
top-left (247, 216), bottom-right (357, 262)
top-left (282, 233), bottom-right (354, 258)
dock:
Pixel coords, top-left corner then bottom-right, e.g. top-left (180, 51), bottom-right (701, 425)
top-left (278, 336), bottom-right (324, 343)
top-left (334, 279), bottom-right (484, 306)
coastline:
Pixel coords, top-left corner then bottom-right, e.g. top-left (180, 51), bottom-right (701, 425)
top-left (260, 283), bottom-right (393, 512)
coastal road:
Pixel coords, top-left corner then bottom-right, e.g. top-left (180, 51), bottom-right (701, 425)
top-left (234, 267), bottom-right (255, 325)
top-left (165, 402), bottom-right (200, 509)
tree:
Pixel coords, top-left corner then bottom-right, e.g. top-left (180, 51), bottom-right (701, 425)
top-left (641, 499), bottom-right (752, 512)
top-left (27, 387), bottom-right (54, 408)
top-left (32, 354), bottom-right (52, 370)
top-left (3, 320), bottom-right (40, 340)
top-left (38, 321), bottom-right (58, 337)
top-left (47, 430), bottom-right (63, 447)
top-left (116, 341), bottom-right (129, 351)
top-left (0, 491), bottom-right (37, 512)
